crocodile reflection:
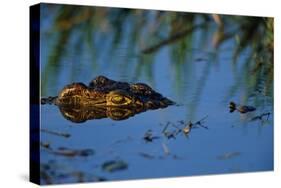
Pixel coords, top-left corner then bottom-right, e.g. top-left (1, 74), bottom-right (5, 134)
top-left (42, 75), bottom-right (175, 122)
top-left (59, 106), bottom-right (152, 122)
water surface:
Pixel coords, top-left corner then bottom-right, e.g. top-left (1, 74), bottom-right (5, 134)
top-left (39, 4), bottom-right (273, 184)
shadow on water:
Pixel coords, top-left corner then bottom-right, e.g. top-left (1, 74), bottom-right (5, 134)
top-left (39, 3), bottom-right (273, 185)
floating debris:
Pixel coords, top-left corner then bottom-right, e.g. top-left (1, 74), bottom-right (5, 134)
top-left (143, 130), bottom-right (160, 142)
top-left (40, 141), bottom-right (51, 149)
top-left (53, 147), bottom-right (95, 157)
top-left (229, 101), bottom-right (236, 109)
top-left (187, 117), bottom-right (207, 129)
top-left (192, 116), bottom-right (209, 129)
top-left (40, 160), bottom-right (105, 185)
top-left (138, 152), bottom-right (155, 159)
top-left (162, 143), bottom-right (170, 155)
top-left (102, 160), bottom-right (128, 172)
top-left (40, 161), bottom-right (63, 185)
top-left (41, 128), bottom-right (71, 138)
top-left (217, 152), bottom-right (241, 160)
top-left (182, 121), bottom-right (192, 135)
top-left (229, 101), bottom-right (256, 113)
top-left (182, 116), bottom-right (208, 136)
top-left (161, 122), bottom-right (171, 133)
top-left (41, 96), bottom-right (57, 105)
top-left (163, 131), bottom-right (177, 139)
top-left (171, 124), bottom-right (182, 133)
top-left (251, 112), bottom-right (271, 121)
top-left (159, 116), bottom-right (208, 139)
top-left (41, 145), bottom-right (95, 157)
top-left (162, 122), bottom-right (180, 139)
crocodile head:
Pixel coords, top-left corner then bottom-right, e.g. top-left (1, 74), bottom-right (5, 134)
top-left (55, 76), bottom-right (174, 109)
top-left (43, 76), bottom-right (175, 122)
top-left (54, 83), bottom-right (107, 107)
top-left (106, 90), bottom-right (143, 107)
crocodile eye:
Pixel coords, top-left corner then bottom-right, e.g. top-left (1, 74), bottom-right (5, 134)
top-left (111, 95), bottom-right (125, 104)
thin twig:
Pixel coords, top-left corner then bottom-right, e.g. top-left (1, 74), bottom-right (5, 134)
top-left (41, 128), bottom-right (71, 138)
top-left (162, 143), bottom-right (170, 155)
top-left (193, 115), bottom-right (209, 129)
top-left (161, 122), bottom-right (170, 133)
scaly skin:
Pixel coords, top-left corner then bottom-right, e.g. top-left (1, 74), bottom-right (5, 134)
top-left (48, 75), bottom-right (174, 108)
top-left (41, 75), bottom-right (175, 122)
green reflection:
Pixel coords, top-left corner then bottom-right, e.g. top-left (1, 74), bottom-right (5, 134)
top-left (40, 3), bottom-right (273, 112)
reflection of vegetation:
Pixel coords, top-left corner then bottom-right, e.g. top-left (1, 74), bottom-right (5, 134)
top-left (219, 16), bottom-right (273, 106)
top-left (40, 160), bottom-right (106, 184)
top-left (41, 4), bottom-right (273, 113)
top-left (39, 5), bottom-right (273, 184)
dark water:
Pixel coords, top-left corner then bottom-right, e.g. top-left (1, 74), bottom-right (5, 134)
top-left (39, 4), bottom-right (273, 184)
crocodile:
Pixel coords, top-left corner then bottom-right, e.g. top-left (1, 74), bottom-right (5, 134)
top-left (41, 76), bottom-right (175, 122)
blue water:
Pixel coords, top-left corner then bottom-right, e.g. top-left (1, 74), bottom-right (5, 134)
top-left (39, 4), bottom-right (273, 184)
